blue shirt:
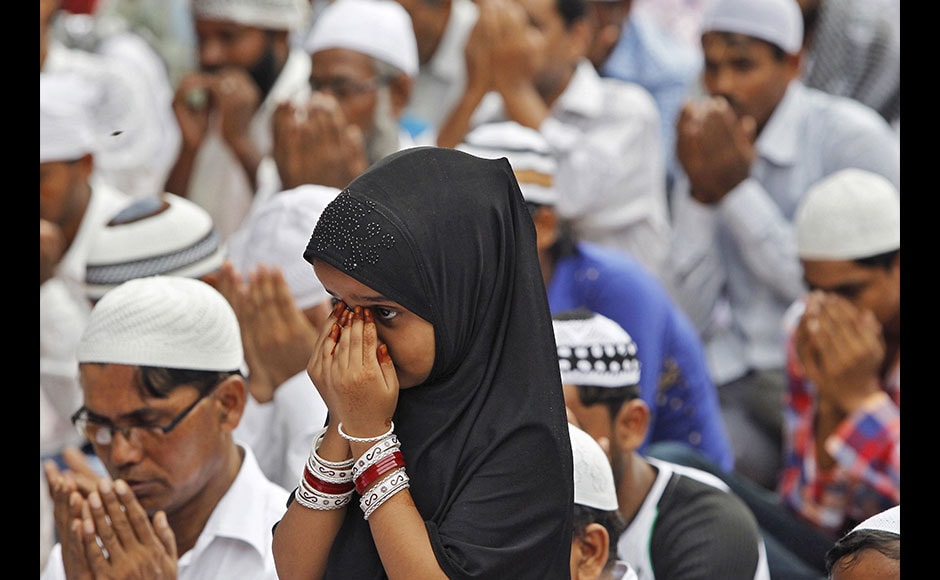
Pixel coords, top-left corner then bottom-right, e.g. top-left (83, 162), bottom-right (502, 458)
top-left (548, 241), bottom-right (734, 471)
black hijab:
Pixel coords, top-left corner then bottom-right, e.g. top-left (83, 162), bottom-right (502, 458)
top-left (304, 146), bottom-right (573, 579)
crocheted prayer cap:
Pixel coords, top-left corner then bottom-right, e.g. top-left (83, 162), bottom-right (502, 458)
top-left (304, 0), bottom-right (419, 78)
top-left (851, 505), bottom-right (900, 536)
top-left (84, 193), bottom-right (226, 301)
top-left (226, 184), bottom-right (336, 310)
top-left (77, 276), bottom-right (243, 372)
top-left (456, 121), bottom-right (558, 207)
top-left (700, 0), bottom-right (803, 54)
top-left (553, 309), bottom-right (640, 388)
top-left (795, 169), bottom-right (900, 260)
top-left (191, 0), bottom-right (309, 31)
top-left (569, 423), bottom-right (619, 511)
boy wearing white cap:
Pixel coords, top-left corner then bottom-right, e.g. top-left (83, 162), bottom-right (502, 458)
top-left (568, 423), bottom-right (638, 580)
top-left (42, 276), bottom-right (288, 579)
top-left (554, 309), bottom-right (771, 580)
top-left (667, 0), bottom-right (900, 491)
top-left (166, 0), bottom-right (312, 240)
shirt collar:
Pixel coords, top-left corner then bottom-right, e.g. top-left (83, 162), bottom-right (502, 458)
top-left (755, 80), bottom-right (804, 166)
top-left (553, 60), bottom-right (606, 120)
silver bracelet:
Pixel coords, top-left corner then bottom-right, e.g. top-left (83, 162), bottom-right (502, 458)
top-left (337, 421), bottom-right (395, 444)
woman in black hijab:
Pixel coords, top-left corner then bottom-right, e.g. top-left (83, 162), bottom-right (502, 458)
top-left (272, 146), bottom-right (573, 579)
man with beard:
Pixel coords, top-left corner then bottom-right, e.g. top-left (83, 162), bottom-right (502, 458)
top-left (164, 0), bottom-right (311, 241)
top-left (269, 0), bottom-right (420, 192)
top-left (664, 0), bottom-right (900, 492)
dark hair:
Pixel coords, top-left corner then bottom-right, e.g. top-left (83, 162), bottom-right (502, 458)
top-left (135, 366), bottom-right (241, 400)
top-left (824, 529), bottom-right (900, 576)
top-left (855, 249), bottom-right (900, 271)
top-left (571, 503), bottom-right (627, 571)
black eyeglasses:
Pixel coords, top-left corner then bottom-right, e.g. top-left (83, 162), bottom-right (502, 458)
top-left (71, 385), bottom-right (219, 447)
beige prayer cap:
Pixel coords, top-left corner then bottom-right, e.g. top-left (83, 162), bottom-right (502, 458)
top-left (795, 169), bottom-right (900, 260)
top-left (77, 276), bottom-right (243, 372)
top-left (192, 0), bottom-right (309, 31)
top-left (569, 423), bottom-right (619, 511)
top-left (457, 121), bottom-right (558, 207)
top-left (40, 72), bottom-right (99, 163)
top-left (304, 0), bottom-right (419, 78)
top-left (226, 184), bottom-right (337, 311)
top-left (553, 309), bottom-right (641, 389)
top-left (700, 0), bottom-right (803, 54)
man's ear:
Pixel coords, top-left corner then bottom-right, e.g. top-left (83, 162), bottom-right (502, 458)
top-left (214, 374), bottom-right (247, 431)
top-left (612, 398), bottom-right (650, 453)
top-left (573, 522), bottom-right (610, 580)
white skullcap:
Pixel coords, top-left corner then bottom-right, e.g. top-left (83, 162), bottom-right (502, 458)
top-left (40, 72), bottom-right (100, 163)
top-left (457, 121), bottom-right (558, 206)
top-left (227, 185), bottom-right (337, 310)
top-left (700, 0), bottom-right (803, 54)
top-left (85, 193), bottom-right (226, 301)
top-left (851, 505), bottom-right (900, 536)
top-left (304, 0), bottom-right (419, 78)
top-left (77, 276), bottom-right (244, 372)
top-left (796, 169), bottom-right (901, 260)
top-left (553, 309), bottom-right (640, 388)
top-left (192, 0), bottom-right (310, 31)
top-left (569, 423), bottom-right (619, 511)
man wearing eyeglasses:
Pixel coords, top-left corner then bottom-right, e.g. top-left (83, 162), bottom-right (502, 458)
top-left (41, 276), bottom-right (289, 579)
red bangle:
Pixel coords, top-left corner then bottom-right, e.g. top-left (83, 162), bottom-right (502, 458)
top-left (355, 451), bottom-right (406, 494)
top-left (304, 465), bottom-right (355, 495)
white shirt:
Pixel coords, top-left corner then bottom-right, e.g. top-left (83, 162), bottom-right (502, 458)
top-left (186, 48), bottom-right (311, 241)
top-left (472, 60), bottom-right (671, 281)
top-left (41, 445), bottom-right (289, 580)
top-left (668, 81), bottom-right (901, 385)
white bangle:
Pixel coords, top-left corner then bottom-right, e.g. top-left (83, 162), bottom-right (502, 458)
top-left (338, 421), bottom-right (395, 444)
top-left (360, 467), bottom-right (410, 520)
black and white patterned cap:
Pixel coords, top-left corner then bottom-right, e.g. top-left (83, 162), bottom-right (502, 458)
top-left (552, 309), bottom-right (640, 388)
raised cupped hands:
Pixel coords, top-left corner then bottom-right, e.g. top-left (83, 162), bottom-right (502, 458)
top-left (308, 302), bottom-right (399, 442)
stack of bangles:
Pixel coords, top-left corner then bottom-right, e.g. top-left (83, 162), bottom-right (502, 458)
top-left (295, 422), bottom-right (410, 521)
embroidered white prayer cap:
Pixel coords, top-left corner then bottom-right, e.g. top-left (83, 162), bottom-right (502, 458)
top-left (569, 423), bottom-right (619, 511)
top-left (457, 121), bottom-right (558, 207)
top-left (192, 0), bottom-right (310, 31)
top-left (851, 505), bottom-right (900, 536)
top-left (795, 169), bottom-right (900, 260)
top-left (226, 185), bottom-right (337, 311)
top-left (700, 0), bottom-right (803, 54)
top-left (84, 193), bottom-right (226, 301)
top-left (77, 276), bottom-right (244, 372)
top-left (40, 72), bottom-right (100, 163)
top-left (304, 0), bottom-right (419, 78)
top-left (553, 309), bottom-right (640, 388)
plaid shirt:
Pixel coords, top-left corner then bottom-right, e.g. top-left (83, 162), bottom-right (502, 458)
top-left (778, 334), bottom-right (900, 536)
